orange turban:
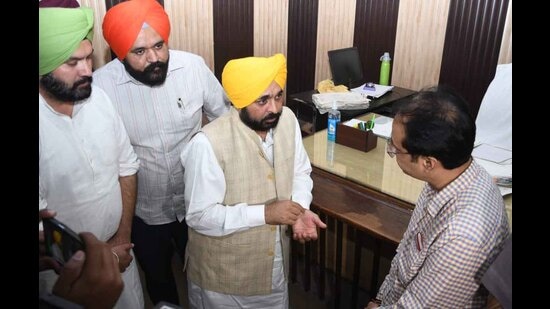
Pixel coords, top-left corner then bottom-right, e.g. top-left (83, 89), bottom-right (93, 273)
top-left (102, 0), bottom-right (170, 60)
top-left (222, 54), bottom-right (287, 109)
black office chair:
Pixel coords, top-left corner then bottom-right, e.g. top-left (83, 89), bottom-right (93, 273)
top-left (481, 234), bottom-right (512, 309)
top-left (327, 47), bottom-right (365, 89)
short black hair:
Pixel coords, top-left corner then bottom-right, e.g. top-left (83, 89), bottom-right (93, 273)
top-left (394, 85), bottom-right (475, 169)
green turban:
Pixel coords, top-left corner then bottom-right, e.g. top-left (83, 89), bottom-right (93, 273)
top-left (39, 7), bottom-right (94, 75)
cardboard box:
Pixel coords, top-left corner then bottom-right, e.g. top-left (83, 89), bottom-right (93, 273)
top-left (336, 123), bottom-right (378, 152)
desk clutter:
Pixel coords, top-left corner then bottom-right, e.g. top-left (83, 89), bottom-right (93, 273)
top-left (351, 82), bottom-right (394, 98)
top-left (317, 79), bottom-right (349, 93)
top-left (472, 144), bottom-right (512, 196)
top-left (336, 119), bottom-right (377, 152)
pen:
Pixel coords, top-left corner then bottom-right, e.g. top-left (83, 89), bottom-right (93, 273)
top-left (368, 115), bottom-right (375, 130)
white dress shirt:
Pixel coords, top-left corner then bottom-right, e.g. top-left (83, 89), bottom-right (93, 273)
top-left (93, 50), bottom-right (230, 225)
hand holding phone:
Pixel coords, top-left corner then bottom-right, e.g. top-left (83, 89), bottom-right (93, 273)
top-left (51, 232), bottom-right (124, 308)
top-left (43, 217), bottom-right (85, 266)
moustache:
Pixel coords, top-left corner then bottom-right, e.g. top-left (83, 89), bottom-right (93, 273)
top-left (144, 61), bottom-right (167, 73)
top-left (264, 113), bottom-right (281, 121)
top-left (73, 76), bottom-right (93, 88)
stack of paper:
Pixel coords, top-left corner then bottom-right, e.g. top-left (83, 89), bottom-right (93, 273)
top-left (341, 116), bottom-right (393, 139)
top-left (371, 115), bottom-right (393, 139)
top-left (311, 92), bottom-right (370, 114)
top-left (351, 83), bottom-right (394, 98)
top-left (472, 144), bottom-right (512, 164)
top-left (472, 143), bottom-right (512, 196)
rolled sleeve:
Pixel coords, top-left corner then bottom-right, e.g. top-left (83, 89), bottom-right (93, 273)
top-left (119, 158), bottom-right (140, 176)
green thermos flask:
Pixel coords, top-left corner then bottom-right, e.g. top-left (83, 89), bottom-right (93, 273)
top-left (379, 52), bottom-right (391, 86)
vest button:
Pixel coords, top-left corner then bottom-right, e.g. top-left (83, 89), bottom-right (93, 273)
top-left (267, 174), bottom-right (274, 180)
top-left (268, 250), bottom-right (274, 256)
top-left (271, 226), bottom-right (276, 231)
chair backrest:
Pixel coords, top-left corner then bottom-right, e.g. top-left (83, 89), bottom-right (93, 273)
top-left (475, 63), bottom-right (512, 150)
top-left (481, 234), bottom-right (512, 309)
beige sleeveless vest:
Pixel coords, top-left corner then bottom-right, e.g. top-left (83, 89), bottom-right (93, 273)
top-left (187, 106), bottom-right (296, 295)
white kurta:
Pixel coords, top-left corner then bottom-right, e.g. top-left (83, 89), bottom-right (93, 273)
top-left (93, 50), bottom-right (230, 225)
top-left (39, 85), bottom-right (144, 308)
top-left (180, 119), bottom-right (313, 308)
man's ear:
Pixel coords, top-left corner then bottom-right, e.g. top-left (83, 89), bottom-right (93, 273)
top-left (422, 156), bottom-right (438, 171)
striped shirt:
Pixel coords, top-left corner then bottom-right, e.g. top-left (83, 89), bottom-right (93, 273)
top-left (93, 50), bottom-right (230, 225)
top-left (377, 160), bottom-right (510, 308)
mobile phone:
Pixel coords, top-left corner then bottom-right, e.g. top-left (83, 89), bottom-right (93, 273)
top-left (43, 217), bottom-right (85, 265)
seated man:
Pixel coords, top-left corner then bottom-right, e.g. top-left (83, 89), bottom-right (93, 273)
top-left (366, 86), bottom-right (510, 308)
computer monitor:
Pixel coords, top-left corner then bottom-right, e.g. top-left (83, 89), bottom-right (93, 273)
top-left (328, 47), bottom-right (365, 89)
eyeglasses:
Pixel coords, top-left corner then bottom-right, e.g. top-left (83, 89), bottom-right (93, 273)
top-left (386, 137), bottom-right (409, 158)
top-left (254, 91), bottom-right (284, 106)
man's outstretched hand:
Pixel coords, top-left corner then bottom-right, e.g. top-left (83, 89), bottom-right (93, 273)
top-left (292, 209), bottom-right (327, 243)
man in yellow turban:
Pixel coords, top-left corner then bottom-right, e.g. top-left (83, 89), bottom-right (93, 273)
top-left (93, 0), bottom-right (230, 305)
top-left (39, 6), bottom-right (144, 309)
top-left (181, 53), bottom-right (326, 308)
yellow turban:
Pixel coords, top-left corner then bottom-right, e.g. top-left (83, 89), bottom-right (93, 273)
top-left (102, 0), bottom-right (170, 60)
top-left (39, 7), bottom-right (94, 75)
top-left (222, 53), bottom-right (287, 109)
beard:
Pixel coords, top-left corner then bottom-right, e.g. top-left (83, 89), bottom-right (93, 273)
top-left (240, 107), bottom-right (282, 131)
top-left (40, 74), bottom-right (93, 102)
top-left (123, 57), bottom-right (169, 87)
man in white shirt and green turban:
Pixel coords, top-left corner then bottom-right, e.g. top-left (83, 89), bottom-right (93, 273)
top-left (39, 6), bottom-right (144, 308)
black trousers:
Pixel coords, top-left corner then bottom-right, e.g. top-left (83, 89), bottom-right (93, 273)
top-left (131, 216), bottom-right (188, 306)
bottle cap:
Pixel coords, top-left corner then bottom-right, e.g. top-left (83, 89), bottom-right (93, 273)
top-left (380, 52), bottom-right (391, 61)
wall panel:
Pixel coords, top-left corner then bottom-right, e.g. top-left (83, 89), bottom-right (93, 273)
top-left (165, 0), bottom-right (215, 71)
top-left (213, 0), bottom-right (254, 80)
top-left (439, 0), bottom-right (510, 117)
top-left (254, 0), bottom-right (288, 58)
top-left (286, 0), bottom-right (319, 95)
top-left (315, 0), bottom-right (357, 87)
top-left (80, 0), bottom-right (109, 69)
top-left (498, 0), bottom-right (512, 64)
top-left (68, 0), bottom-right (511, 116)
top-left (353, 0), bottom-right (400, 85)
top-left (392, 0), bottom-right (451, 90)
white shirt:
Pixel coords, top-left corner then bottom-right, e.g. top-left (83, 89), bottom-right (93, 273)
top-left (93, 50), bottom-right (230, 225)
top-left (39, 85), bottom-right (139, 240)
top-left (181, 118), bottom-right (312, 308)
top-left (180, 119), bottom-right (313, 236)
top-left (39, 85), bottom-right (143, 309)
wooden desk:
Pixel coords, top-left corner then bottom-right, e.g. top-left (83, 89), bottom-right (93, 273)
top-left (292, 113), bottom-right (512, 308)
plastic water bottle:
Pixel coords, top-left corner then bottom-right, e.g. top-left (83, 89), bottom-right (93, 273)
top-left (327, 101), bottom-right (341, 142)
top-left (326, 139), bottom-right (335, 167)
top-left (379, 52), bottom-right (391, 86)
